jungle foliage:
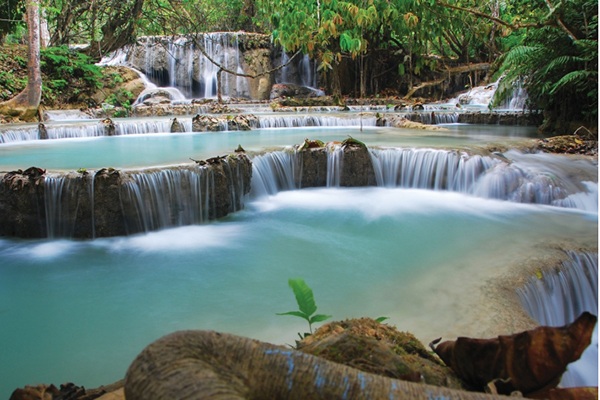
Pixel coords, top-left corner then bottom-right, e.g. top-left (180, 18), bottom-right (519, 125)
top-left (493, 0), bottom-right (598, 129)
top-left (1, 0), bottom-right (598, 130)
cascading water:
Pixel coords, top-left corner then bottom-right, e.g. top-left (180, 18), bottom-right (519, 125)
top-left (121, 167), bottom-right (215, 232)
top-left (326, 146), bottom-right (343, 188)
top-left (275, 49), bottom-right (322, 94)
top-left (249, 151), bottom-right (299, 197)
top-left (371, 148), bottom-right (598, 208)
top-left (44, 176), bottom-right (71, 238)
top-left (36, 159), bottom-right (248, 239)
top-left (299, 54), bottom-right (318, 88)
top-left (258, 115), bottom-right (378, 128)
top-left (415, 112), bottom-right (460, 125)
top-left (99, 33), bottom-right (251, 99)
top-left (436, 78), bottom-right (529, 111)
top-left (115, 119), bottom-right (176, 135)
top-left (370, 148), bottom-right (498, 191)
top-left (0, 127), bottom-right (40, 143)
top-left (516, 251), bottom-right (598, 387)
top-left (250, 147), bottom-right (597, 211)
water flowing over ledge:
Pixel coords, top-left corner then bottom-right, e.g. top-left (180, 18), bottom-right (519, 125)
top-left (0, 154), bottom-right (251, 239)
top-left (0, 110), bottom-right (546, 143)
top-left (1, 142), bottom-right (596, 238)
top-left (250, 146), bottom-right (598, 211)
top-left (517, 251), bottom-right (598, 387)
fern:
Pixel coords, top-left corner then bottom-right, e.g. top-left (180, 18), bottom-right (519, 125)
top-left (551, 70), bottom-right (597, 94)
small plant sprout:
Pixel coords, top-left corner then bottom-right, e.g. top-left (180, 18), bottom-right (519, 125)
top-left (277, 278), bottom-right (332, 336)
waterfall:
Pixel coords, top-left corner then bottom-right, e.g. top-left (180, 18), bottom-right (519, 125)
top-left (327, 146), bottom-right (343, 188)
top-left (258, 115), bottom-right (378, 128)
top-left (416, 112), bottom-right (460, 125)
top-left (299, 54), bottom-right (317, 88)
top-left (249, 147), bottom-right (596, 210)
top-left (516, 251), bottom-right (598, 387)
top-left (369, 148), bottom-right (597, 209)
top-left (250, 146), bottom-right (346, 197)
top-left (278, 51), bottom-right (290, 84)
top-left (1, 124), bottom-right (105, 142)
top-left (44, 176), bottom-right (70, 238)
top-left (250, 151), bottom-right (299, 197)
top-left (556, 182), bottom-right (598, 212)
top-left (99, 33), bottom-right (250, 99)
top-left (275, 49), bottom-right (320, 90)
top-left (115, 119), bottom-right (175, 135)
top-left (370, 148), bottom-right (499, 192)
top-left (44, 174), bottom-right (94, 239)
top-left (0, 119), bottom-right (197, 143)
top-left (36, 157), bottom-right (250, 238)
top-left (121, 167), bottom-right (215, 232)
top-left (0, 128), bottom-right (39, 143)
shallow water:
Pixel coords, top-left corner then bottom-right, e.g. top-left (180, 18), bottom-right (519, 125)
top-left (0, 125), bottom-right (538, 172)
top-left (0, 187), bottom-right (597, 397)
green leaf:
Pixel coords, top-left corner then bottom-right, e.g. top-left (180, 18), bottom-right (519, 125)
top-left (288, 278), bottom-right (317, 316)
top-left (276, 310), bottom-right (310, 321)
top-left (309, 314), bottom-right (332, 324)
top-left (375, 316), bottom-right (390, 323)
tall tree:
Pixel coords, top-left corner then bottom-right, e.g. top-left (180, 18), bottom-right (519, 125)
top-left (0, 0), bottom-right (42, 121)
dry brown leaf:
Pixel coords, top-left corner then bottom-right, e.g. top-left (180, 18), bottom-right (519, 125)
top-left (431, 312), bottom-right (597, 395)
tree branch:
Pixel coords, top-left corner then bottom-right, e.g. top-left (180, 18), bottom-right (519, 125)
top-left (544, 0), bottom-right (578, 41)
top-left (403, 63), bottom-right (490, 99)
top-left (435, 1), bottom-right (543, 31)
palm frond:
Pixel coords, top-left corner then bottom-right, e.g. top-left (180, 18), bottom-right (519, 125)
top-left (551, 70), bottom-right (598, 94)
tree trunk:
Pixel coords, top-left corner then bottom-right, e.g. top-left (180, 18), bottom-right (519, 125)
top-left (125, 330), bottom-right (515, 400)
top-left (0, 0), bottom-right (42, 121)
top-left (328, 62), bottom-right (342, 97)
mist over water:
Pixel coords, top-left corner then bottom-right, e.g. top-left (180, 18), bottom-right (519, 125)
top-left (0, 120), bottom-right (597, 397)
top-left (0, 187), bottom-right (597, 397)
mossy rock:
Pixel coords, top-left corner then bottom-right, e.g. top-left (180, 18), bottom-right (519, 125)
top-left (341, 137), bottom-right (367, 149)
top-left (297, 318), bottom-right (465, 389)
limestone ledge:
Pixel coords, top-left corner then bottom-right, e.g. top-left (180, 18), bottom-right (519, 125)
top-left (0, 153), bottom-right (252, 239)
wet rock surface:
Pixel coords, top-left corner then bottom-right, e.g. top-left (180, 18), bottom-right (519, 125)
top-left (270, 83), bottom-right (325, 99)
top-left (293, 139), bottom-right (377, 188)
top-left (192, 114), bottom-right (223, 131)
top-left (0, 154), bottom-right (252, 239)
top-left (457, 111), bottom-right (543, 126)
top-left (0, 167), bottom-right (47, 237)
top-left (170, 118), bottom-right (185, 133)
top-left (101, 118), bottom-right (116, 136)
top-left (537, 134), bottom-right (598, 156)
top-left (377, 114), bottom-right (448, 130)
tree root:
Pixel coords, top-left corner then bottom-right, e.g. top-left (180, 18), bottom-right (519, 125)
top-left (125, 330), bottom-right (515, 400)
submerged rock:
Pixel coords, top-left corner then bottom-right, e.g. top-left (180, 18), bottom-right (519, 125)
top-left (39, 123), bottom-right (48, 140)
top-left (192, 114), bottom-right (223, 132)
top-left (170, 118), bottom-right (185, 133)
top-left (102, 118), bottom-right (116, 136)
top-left (379, 115), bottom-right (448, 130)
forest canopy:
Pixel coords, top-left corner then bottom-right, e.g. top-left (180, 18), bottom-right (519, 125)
top-left (0, 0), bottom-right (597, 130)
